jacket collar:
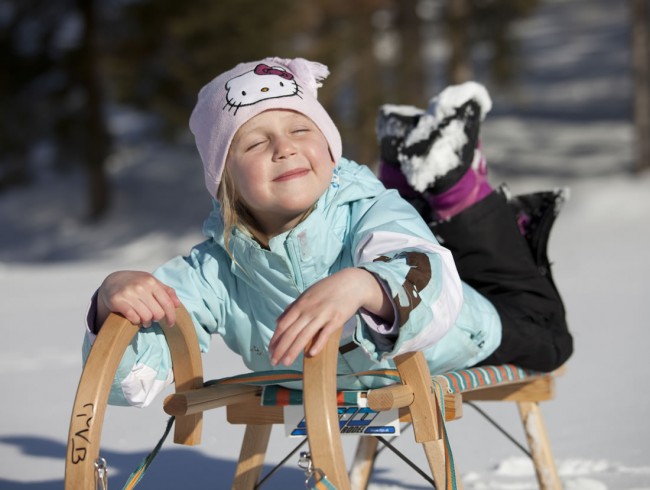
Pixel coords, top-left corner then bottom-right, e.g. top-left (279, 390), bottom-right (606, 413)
top-left (201, 158), bottom-right (383, 289)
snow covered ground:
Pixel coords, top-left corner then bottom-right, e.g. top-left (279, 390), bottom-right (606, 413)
top-left (1, 0), bottom-right (649, 488)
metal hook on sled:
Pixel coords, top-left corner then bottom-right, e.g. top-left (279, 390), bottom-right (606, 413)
top-left (299, 452), bottom-right (334, 490)
top-left (94, 458), bottom-right (108, 490)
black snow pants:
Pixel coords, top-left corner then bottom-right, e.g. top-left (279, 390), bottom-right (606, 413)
top-left (430, 188), bottom-right (573, 372)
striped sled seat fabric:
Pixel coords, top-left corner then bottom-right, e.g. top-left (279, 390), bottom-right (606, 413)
top-left (248, 363), bottom-right (547, 405)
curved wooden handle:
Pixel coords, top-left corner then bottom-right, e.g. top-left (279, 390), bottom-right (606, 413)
top-left (303, 328), bottom-right (351, 490)
top-left (159, 306), bottom-right (204, 445)
top-left (64, 305), bottom-right (204, 489)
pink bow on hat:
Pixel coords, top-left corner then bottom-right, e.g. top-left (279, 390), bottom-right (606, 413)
top-left (253, 63), bottom-right (295, 80)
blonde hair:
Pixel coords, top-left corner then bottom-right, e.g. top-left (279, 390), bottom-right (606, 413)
top-left (218, 161), bottom-right (275, 263)
top-left (217, 163), bottom-right (247, 261)
top-left (217, 157), bottom-right (319, 262)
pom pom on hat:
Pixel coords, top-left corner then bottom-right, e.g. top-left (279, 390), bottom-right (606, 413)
top-left (285, 58), bottom-right (330, 97)
top-left (189, 57), bottom-right (342, 198)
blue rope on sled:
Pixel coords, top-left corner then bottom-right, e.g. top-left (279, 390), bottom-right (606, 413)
top-left (121, 416), bottom-right (175, 490)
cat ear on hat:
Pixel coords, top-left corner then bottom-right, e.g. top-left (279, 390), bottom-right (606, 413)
top-left (284, 58), bottom-right (330, 98)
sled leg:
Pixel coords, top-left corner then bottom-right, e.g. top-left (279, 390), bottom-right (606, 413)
top-left (232, 424), bottom-right (272, 490)
top-left (422, 439), bottom-right (451, 488)
top-left (517, 401), bottom-right (561, 490)
top-left (349, 436), bottom-right (379, 489)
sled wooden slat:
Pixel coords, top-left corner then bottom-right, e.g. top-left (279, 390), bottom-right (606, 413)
top-left (368, 387), bottom-right (464, 421)
top-left (227, 401), bottom-right (285, 425)
top-left (164, 383), bottom-right (261, 416)
top-left (64, 306), bottom-right (204, 490)
top-left (462, 375), bottom-right (555, 402)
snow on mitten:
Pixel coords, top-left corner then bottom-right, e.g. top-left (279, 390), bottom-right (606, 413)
top-left (399, 81), bottom-right (492, 195)
top-left (376, 105), bottom-right (432, 218)
top-left (376, 104), bottom-right (425, 167)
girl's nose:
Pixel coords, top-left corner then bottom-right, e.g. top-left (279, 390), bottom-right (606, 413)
top-left (273, 136), bottom-right (297, 160)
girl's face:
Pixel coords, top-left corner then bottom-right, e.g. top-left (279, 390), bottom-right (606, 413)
top-left (227, 110), bottom-right (335, 237)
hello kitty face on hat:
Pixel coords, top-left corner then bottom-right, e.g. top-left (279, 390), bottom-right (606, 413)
top-left (224, 63), bottom-right (302, 114)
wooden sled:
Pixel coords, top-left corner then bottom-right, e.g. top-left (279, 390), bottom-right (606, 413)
top-left (65, 304), bottom-right (563, 489)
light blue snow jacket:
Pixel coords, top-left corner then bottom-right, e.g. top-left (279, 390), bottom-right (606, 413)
top-left (83, 158), bottom-right (501, 407)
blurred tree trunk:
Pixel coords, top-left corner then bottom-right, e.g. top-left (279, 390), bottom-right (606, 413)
top-left (355, 26), bottom-right (383, 168)
top-left (301, 1), bottom-right (390, 167)
top-left (447, 0), bottom-right (473, 83)
top-left (394, 0), bottom-right (426, 106)
top-left (77, 0), bottom-right (111, 220)
top-left (338, 1), bottom-right (426, 167)
top-left (631, 0), bottom-right (650, 172)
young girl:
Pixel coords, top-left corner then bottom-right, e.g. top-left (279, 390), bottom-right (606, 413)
top-left (85, 57), bottom-right (571, 408)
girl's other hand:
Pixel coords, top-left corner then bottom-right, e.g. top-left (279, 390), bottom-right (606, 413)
top-left (269, 268), bottom-right (393, 366)
top-left (96, 271), bottom-right (181, 329)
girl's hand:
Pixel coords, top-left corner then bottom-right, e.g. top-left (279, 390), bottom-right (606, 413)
top-left (96, 271), bottom-right (181, 330)
top-left (269, 268), bottom-right (393, 366)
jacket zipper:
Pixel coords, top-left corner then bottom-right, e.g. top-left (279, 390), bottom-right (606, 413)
top-left (287, 235), bottom-right (305, 292)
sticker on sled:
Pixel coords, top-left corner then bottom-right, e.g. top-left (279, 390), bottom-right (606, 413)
top-left (284, 405), bottom-right (400, 437)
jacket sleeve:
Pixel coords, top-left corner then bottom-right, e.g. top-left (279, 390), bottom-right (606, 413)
top-left (82, 243), bottom-right (225, 408)
top-left (349, 187), bottom-right (464, 361)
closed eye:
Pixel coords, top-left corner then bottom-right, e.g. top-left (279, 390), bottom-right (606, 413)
top-left (246, 139), bottom-right (267, 151)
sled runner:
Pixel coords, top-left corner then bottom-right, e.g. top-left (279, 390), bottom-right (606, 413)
top-left (65, 305), bottom-right (563, 489)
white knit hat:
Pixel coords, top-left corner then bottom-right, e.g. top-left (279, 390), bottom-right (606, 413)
top-left (189, 57), bottom-right (343, 197)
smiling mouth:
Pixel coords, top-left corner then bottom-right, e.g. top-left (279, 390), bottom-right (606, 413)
top-left (273, 169), bottom-right (310, 182)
